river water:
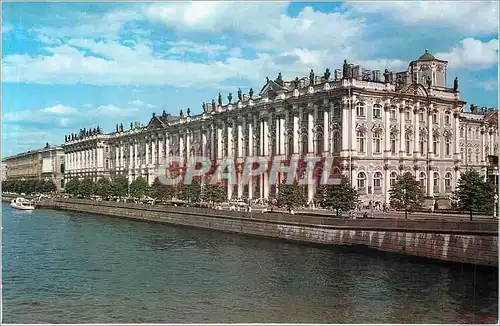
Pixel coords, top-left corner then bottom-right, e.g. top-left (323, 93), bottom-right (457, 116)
top-left (1, 204), bottom-right (498, 323)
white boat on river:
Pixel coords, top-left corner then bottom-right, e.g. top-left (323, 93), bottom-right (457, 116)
top-left (10, 197), bottom-right (36, 210)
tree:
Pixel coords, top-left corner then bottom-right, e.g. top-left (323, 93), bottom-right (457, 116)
top-left (112, 175), bottom-right (129, 198)
top-left (178, 180), bottom-right (201, 204)
top-left (315, 176), bottom-right (358, 217)
top-left (96, 178), bottom-right (112, 198)
top-left (130, 176), bottom-right (149, 198)
top-left (202, 183), bottom-right (227, 207)
top-left (150, 177), bottom-right (176, 202)
top-left (65, 179), bottom-right (81, 196)
top-left (78, 178), bottom-right (95, 198)
top-left (389, 172), bottom-right (424, 219)
top-left (277, 181), bottom-right (305, 213)
top-left (454, 169), bottom-right (490, 220)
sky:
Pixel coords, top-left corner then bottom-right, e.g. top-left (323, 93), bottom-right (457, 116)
top-left (1, 1), bottom-right (499, 157)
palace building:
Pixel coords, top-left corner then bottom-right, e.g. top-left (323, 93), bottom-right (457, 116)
top-left (62, 50), bottom-right (499, 206)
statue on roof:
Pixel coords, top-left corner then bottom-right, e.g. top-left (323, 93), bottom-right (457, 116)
top-left (383, 69), bottom-right (390, 83)
top-left (470, 104), bottom-right (477, 113)
top-left (211, 99), bottom-right (216, 111)
top-left (45, 142), bottom-right (49, 148)
top-left (116, 124), bottom-right (119, 133)
top-left (218, 92), bottom-right (222, 106)
top-left (228, 93), bottom-right (233, 104)
top-left (187, 108), bottom-right (191, 117)
top-left (426, 75), bottom-right (432, 88)
top-left (130, 122), bottom-right (133, 130)
top-left (180, 109), bottom-right (184, 117)
top-left (65, 135), bottom-right (68, 142)
top-left (120, 123), bottom-right (124, 132)
top-left (203, 102), bottom-right (208, 113)
top-left (294, 77), bottom-right (299, 88)
top-left (249, 88), bottom-right (254, 99)
top-left (309, 69), bottom-right (315, 85)
top-left (324, 68), bottom-right (331, 81)
top-left (152, 112), bottom-right (156, 118)
top-left (343, 60), bottom-right (349, 79)
top-left (453, 76), bottom-right (458, 92)
top-left (275, 72), bottom-right (283, 86)
top-left (266, 77), bottom-right (270, 83)
top-left (237, 88), bottom-right (242, 102)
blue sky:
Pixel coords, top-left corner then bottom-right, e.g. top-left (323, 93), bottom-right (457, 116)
top-left (2, 1), bottom-right (499, 157)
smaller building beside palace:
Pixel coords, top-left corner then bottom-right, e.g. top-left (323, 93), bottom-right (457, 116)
top-left (2, 143), bottom-right (65, 191)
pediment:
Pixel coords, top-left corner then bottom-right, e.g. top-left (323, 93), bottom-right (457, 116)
top-left (399, 83), bottom-right (429, 97)
top-left (147, 116), bottom-right (166, 130)
top-left (259, 80), bottom-right (288, 98)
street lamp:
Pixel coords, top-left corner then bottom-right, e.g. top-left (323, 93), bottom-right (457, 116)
top-left (403, 187), bottom-right (408, 219)
top-left (369, 163), bottom-right (374, 218)
top-left (493, 166), bottom-right (499, 218)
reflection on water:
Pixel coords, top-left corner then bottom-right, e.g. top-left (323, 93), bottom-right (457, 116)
top-left (2, 204), bottom-right (498, 323)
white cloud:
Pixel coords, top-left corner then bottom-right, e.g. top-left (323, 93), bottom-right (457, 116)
top-left (2, 23), bottom-right (13, 34)
top-left (166, 40), bottom-right (227, 57)
top-left (128, 100), bottom-right (145, 106)
top-left (95, 104), bottom-right (139, 117)
top-left (477, 79), bottom-right (498, 92)
top-left (436, 38), bottom-right (499, 69)
top-left (346, 1), bottom-right (499, 35)
top-left (43, 104), bottom-right (77, 115)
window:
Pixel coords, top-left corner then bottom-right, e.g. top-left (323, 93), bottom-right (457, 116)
top-left (333, 131), bottom-right (341, 153)
top-left (444, 112), bottom-right (451, 125)
top-left (373, 104), bottom-right (382, 119)
top-left (356, 102), bottom-right (365, 117)
top-left (390, 108), bottom-right (397, 120)
top-left (105, 158), bottom-right (109, 169)
top-left (405, 133), bottom-right (411, 154)
top-left (373, 131), bottom-right (381, 153)
top-left (287, 136), bottom-right (293, 156)
top-left (419, 112), bottom-right (424, 122)
top-left (419, 172), bottom-right (426, 190)
top-left (445, 137), bottom-right (451, 156)
top-left (475, 149), bottom-right (480, 163)
top-left (390, 172), bottom-right (398, 187)
top-left (105, 146), bottom-right (109, 153)
top-left (357, 131), bottom-right (365, 153)
top-left (476, 128), bottom-right (480, 140)
top-left (373, 172), bottom-right (382, 188)
top-left (405, 110), bottom-right (410, 121)
top-left (433, 135), bottom-right (439, 155)
top-left (445, 172), bottom-right (452, 191)
top-left (390, 133), bottom-right (397, 154)
top-left (419, 135), bottom-right (426, 154)
top-left (357, 172), bottom-right (366, 189)
top-left (460, 127), bottom-right (464, 138)
top-left (467, 148), bottom-right (472, 163)
top-left (333, 103), bottom-right (341, 118)
top-left (432, 111), bottom-right (438, 124)
top-left (433, 172), bottom-right (440, 193)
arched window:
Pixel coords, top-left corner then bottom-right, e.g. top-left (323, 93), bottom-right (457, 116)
top-left (445, 172), bottom-right (452, 191)
top-left (390, 107), bottom-right (397, 120)
top-left (105, 158), bottom-right (109, 170)
top-left (420, 134), bottom-right (426, 154)
top-left (467, 148), bottom-right (472, 164)
top-left (316, 132), bottom-right (323, 154)
top-left (373, 171), bottom-right (382, 188)
top-left (390, 133), bottom-right (397, 154)
top-left (333, 131), bottom-right (341, 153)
top-left (475, 148), bottom-right (480, 163)
top-left (433, 172), bottom-right (440, 193)
top-left (433, 135), bottom-right (439, 155)
top-left (460, 145), bottom-right (465, 162)
top-left (405, 108), bottom-right (410, 121)
top-left (373, 104), bottom-right (382, 119)
top-left (357, 131), bottom-right (365, 153)
top-left (444, 112), bottom-right (451, 125)
top-left (287, 135), bottom-right (293, 156)
top-left (301, 134), bottom-right (308, 156)
top-left (445, 137), bottom-right (451, 156)
top-left (419, 172), bottom-right (426, 190)
top-left (419, 111), bottom-right (424, 122)
top-left (356, 102), bottom-right (365, 117)
top-left (476, 128), bottom-right (480, 140)
top-left (432, 111), bottom-right (438, 124)
top-left (357, 172), bottom-right (366, 189)
top-left (333, 103), bottom-right (341, 118)
top-left (460, 127), bottom-right (464, 138)
top-left (373, 131), bottom-right (381, 154)
top-left (390, 172), bottom-right (398, 187)
top-left (405, 133), bottom-right (411, 154)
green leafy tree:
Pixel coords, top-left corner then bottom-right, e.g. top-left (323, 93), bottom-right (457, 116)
top-left (315, 176), bottom-right (358, 217)
top-left (277, 181), bottom-right (305, 213)
top-left (389, 172), bottom-right (424, 219)
top-left (454, 169), bottom-right (490, 220)
top-left (178, 180), bottom-right (202, 204)
top-left (96, 178), bottom-right (113, 198)
top-left (112, 175), bottom-right (129, 198)
top-left (65, 179), bottom-right (81, 195)
top-left (202, 183), bottom-right (227, 207)
top-left (78, 178), bottom-right (95, 198)
top-left (150, 177), bottom-right (176, 201)
top-left (130, 176), bottom-right (150, 198)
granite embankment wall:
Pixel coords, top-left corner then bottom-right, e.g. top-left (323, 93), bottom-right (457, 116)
top-left (4, 196), bottom-right (498, 266)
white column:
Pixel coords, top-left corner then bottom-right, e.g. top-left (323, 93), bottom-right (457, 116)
top-left (129, 141), bottom-right (134, 169)
top-left (293, 108), bottom-right (299, 154)
top-left (237, 123), bottom-right (243, 157)
top-left (408, 108), bottom-right (414, 154)
top-left (428, 105), bottom-right (433, 155)
top-left (179, 134), bottom-right (184, 164)
top-left (350, 96), bottom-right (357, 156)
top-left (454, 112), bottom-right (460, 158)
top-left (97, 146), bottom-right (104, 169)
top-left (134, 140), bottom-right (138, 168)
top-left (202, 132), bottom-right (207, 157)
top-left (428, 169), bottom-right (434, 197)
top-left (152, 137), bottom-right (156, 165)
top-left (165, 136), bottom-right (170, 159)
top-left (399, 105), bottom-right (405, 154)
top-left (120, 142), bottom-right (124, 168)
top-left (384, 105), bottom-right (390, 155)
top-left (157, 137), bottom-right (163, 164)
top-left (248, 117), bottom-right (253, 199)
top-left (115, 145), bottom-right (119, 169)
top-left (280, 117), bottom-right (286, 155)
top-left (186, 132), bottom-right (190, 161)
top-left (227, 123), bottom-right (233, 158)
top-left (216, 126), bottom-right (222, 159)
top-left (263, 118), bottom-right (269, 156)
top-left (342, 100), bottom-right (349, 155)
top-left (384, 168), bottom-right (390, 204)
top-left (323, 107), bottom-right (329, 155)
top-left (275, 117), bottom-right (280, 155)
top-left (481, 129), bottom-right (486, 162)
top-left (414, 106), bottom-right (420, 156)
top-left (307, 108), bottom-right (314, 154)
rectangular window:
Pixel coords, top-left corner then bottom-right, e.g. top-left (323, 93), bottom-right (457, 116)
top-left (373, 107), bottom-right (381, 119)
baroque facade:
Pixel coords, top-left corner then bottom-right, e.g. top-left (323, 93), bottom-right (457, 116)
top-left (63, 50), bottom-right (499, 205)
top-left (2, 143), bottom-right (65, 191)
